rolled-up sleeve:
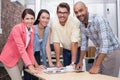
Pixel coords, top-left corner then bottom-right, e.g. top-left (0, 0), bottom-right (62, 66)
top-left (71, 20), bottom-right (81, 44)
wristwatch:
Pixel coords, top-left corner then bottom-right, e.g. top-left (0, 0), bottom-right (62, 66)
top-left (71, 62), bottom-right (75, 65)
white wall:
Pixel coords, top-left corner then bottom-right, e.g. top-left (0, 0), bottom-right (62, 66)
top-left (105, 3), bottom-right (117, 36)
top-left (34, 0), bottom-right (40, 18)
top-left (117, 0), bottom-right (120, 41)
top-left (39, 0), bottom-right (75, 18)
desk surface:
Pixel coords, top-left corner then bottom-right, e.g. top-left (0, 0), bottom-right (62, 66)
top-left (25, 69), bottom-right (120, 80)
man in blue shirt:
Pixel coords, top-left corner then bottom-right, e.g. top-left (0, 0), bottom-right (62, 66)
top-left (74, 1), bottom-right (120, 77)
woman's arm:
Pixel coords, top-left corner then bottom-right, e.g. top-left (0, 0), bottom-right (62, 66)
top-left (46, 29), bottom-right (54, 67)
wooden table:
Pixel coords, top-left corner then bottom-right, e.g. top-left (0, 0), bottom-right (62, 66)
top-left (25, 69), bottom-right (120, 80)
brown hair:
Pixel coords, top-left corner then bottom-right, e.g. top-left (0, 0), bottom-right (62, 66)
top-left (57, 2), bottom-right (70, 13)
top-left (34, 9), bottom-right (50, 25)
top-left (21, 8), bottom-right (35, 19)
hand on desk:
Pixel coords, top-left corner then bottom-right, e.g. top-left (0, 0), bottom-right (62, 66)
top-left (75, 61), bottom-right (83, 71)
top-left (89, 65), bottom-right (100, 74)
top-left (49, 63), bottom-right (55, 67)
top-left (28, 65), bottom-right (45, 74)
top-left (36, 65), bottom-right (46, 70)
top-left (28, 65), bottom-right (40, 74)
top-left (75, 61), bottom-right (100, 74)
top-left (69, 64), bottom-right (76, 69)
top-left (56, 61), bottom-right (63, 68)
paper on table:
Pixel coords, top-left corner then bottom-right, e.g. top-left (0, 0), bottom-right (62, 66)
top-left (43, 67), bottom-right (66, 74)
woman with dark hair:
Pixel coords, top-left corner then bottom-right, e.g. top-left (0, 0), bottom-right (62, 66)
top-left (33, 9), bottom-right (54, 67)
top-left (0, 8), bottom-right (44, 80)
top-left (23, 9), bottom-right (54, 80)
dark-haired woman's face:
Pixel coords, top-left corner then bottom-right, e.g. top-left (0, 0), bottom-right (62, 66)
top-left (22, 14), bottom-right (35, 29)
top-left (39, 12), bottom-right (50, 27)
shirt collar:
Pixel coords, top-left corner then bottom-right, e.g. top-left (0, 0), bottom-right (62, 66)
top-left (81, 13), bottom-right (96, 28)
top-left (88, 13), bottom-right (96, 23)
top-left (26, 27), bottom-right (33, 33)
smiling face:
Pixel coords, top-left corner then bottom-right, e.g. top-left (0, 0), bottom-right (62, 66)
top-left (57, 7), bottom-right (70, 26)
top-left (74, 2), bottom-right (88, 23)
top-left (39, 12), bottom-right (50, 28)
top-left (22, 14), bottom-right (35, 29)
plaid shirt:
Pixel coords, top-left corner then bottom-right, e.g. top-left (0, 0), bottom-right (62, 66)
top-left (81, 13), bottom-right (120, 56)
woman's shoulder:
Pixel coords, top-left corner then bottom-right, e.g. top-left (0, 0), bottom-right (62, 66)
top-left (45, 25), bottom-right (50, 31)
top-left (33, 24), bottom-right (38, 30)
top-left (34, 24), bottom-right (38, 28)
top-left (12, 23), bottom-right (24, 30)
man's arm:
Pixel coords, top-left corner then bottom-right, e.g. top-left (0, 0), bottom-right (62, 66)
top-left (75, 51), bottom-right (86, 70)
top-left (53, 42), bottom-right (63, 67)
top-left (89, 53), bottom-right (106, 74)
top-left (71, 42), bottom-right (78, 65)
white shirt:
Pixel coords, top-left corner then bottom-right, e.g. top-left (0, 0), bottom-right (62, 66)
top-left (26, 27), bottom-right (33, 48)
top-left (51, 16), bottom-right (81, 50)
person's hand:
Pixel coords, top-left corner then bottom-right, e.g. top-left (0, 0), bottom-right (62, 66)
top-left (28, 65), bottom-right (40, 74)
top-left (75, 61), bottom-right (83, 71)
top-left (70, 63), bottom-right (76, 69)
top-left (36, 65), bottom-right (46, 71)
top-left (49, 63), bottom-right (55, 67)
top-left (56, 61), bottom-right (63, 68)
top-left (89, 65), bottom-right (100, 74)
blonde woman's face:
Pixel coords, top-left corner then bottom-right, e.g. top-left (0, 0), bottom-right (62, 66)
top-left (22, 14), bottom-right (35, 29)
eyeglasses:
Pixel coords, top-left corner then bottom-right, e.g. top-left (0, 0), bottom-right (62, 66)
top-left (57, 11), bottom-right (69, 15)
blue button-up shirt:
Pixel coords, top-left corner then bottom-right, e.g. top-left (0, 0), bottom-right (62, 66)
top-left (81, 13), bottom-right (120, 56)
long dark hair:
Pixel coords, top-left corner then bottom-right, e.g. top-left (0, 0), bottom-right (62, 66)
top-left (34, 9), bottom-right (50, 25)
top-left (21, 8), bottom-right (35, 19)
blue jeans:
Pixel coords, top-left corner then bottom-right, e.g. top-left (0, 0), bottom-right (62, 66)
top-left (63, 47), bottom-right (80, 66)
top-left (34, 51), bottom-right (41, 65)
top-left (23, 51), bottom-right (41, 80)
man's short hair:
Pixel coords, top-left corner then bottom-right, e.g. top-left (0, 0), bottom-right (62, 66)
top-left (57, 2), bottom-right (70, 13)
